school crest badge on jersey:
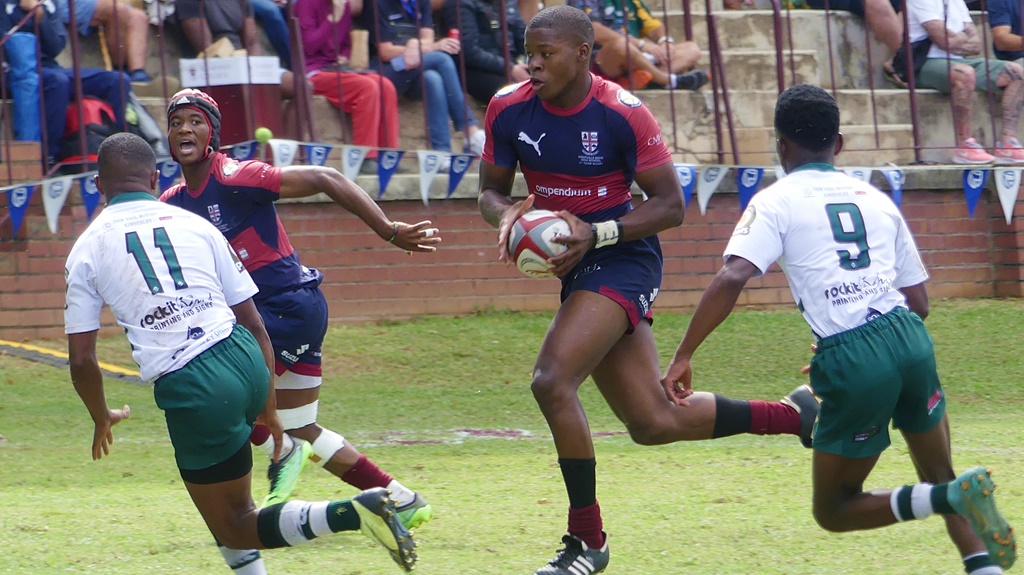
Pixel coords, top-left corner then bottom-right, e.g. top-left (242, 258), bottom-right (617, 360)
top-left (581, 131), bottom-right (599, 155)
top-left (208, 204), bottom-right (222, 225)
top-left (495, 83), bottom-right (520, 98)
top-left (222, 160), bottom-right (241, 177)
top-left (733, 205), bottom-right (756, 236)
top-left (616, 89), bottom-right (642, 108)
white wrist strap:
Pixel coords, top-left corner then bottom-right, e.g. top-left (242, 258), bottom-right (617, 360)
top-left (593, 220), bottom-right (620, 249)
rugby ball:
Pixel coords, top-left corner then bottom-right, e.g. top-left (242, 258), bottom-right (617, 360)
top-left (508, 210), bottom-right (570, 278)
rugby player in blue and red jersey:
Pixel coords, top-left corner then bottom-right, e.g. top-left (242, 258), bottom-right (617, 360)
top-left (478, 7), bottom-right (820, 574)
top-left (161, 89), bottom-right (435, 575)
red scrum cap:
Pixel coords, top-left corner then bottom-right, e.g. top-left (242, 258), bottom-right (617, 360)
top-left (166, 88), bottom-right (223, 160)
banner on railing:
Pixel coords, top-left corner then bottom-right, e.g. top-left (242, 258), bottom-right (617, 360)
top-left (962, 168), bottom-right (989, 217)
top-left (376, 149), bottom-right (405, 200)
top-left (448, 154), bottom-right (475, 199)
top-left (6, 185), bottom-right (34, 237)
top-left (341, 145), bottom-right (370, 181)
top-left (269, 139), bottom-right (299, 168)
top-left (229, 140), bottom-right (258, 161)
top-left (881, 168), bottom-right (904, 207)
top-left (994, 168), bottom-right (1021, 225)
top-left (303, 144), bottom-right (333, 167)
top-left (417, 151), bottom-right (446, 206)
top-left (736, 167), bottom-right (764, 212)
top-left (697, 165), bottom-right (729, 216)
top-left (842, 167), bottom-right (873, 182)
top-left (674, 164), bottom-right (696, 207)
top-left (158, 159), bottom-right (182, 192)
top-left (80, 175), bottom-right (101, 220)
top-left (42, 176), bottom-right (74, 234)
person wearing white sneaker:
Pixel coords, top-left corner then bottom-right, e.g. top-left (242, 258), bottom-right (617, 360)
top-left (906, 0), bottom-right (1024, 165)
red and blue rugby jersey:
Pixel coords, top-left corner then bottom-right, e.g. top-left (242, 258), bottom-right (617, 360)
top-left (482, 74), bottom-right (672, 222)
top-left (159, 152), bottom-right (322, 301)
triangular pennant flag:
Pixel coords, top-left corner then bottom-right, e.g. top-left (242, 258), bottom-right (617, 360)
top-left (228, 140), bottom-right (257, 161)
top-left (447, 154), bottom-right (474, 198)
top-left (736, 167), bottom-right (764, 211)
top-left (158, 158), bottom-right (182, 192)
top-left (79, 174), bottom-right (101, 220)
top-left (417, 150), bottom-right (446, 205)
top-left (303, 143), bottom-right (333, 167)
top-left (6, 184), bottom-right (35, 237)
top-left (881, 167), bottom-right (904, 207)
top-left (376, 149), bottom-right (405, 200)
top-left (697, 165), bottom-right (729, 216)
top-left (841, 167), bottom-right (873, 182)
top-left (994, 167), bottom-right (1021, 224)
top-left (674, 163), bottom-right (696, 206)
top-left (268, 139), bottom-right (299, 167)
top-left (42, 176), bottom-right (74, 234)
top-left (962, 168), bottom-right (989, 217)
top-left (341, 145), bottom-right (370, 180)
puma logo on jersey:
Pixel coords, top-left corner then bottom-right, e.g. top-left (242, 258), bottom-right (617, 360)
top-left (518, 131), bottom-right (546, 156)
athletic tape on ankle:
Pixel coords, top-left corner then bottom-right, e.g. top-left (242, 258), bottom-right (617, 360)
top-left (277, 401), bottom-right (319, 430)
top-left (311, 429), bottom-right (346, 467)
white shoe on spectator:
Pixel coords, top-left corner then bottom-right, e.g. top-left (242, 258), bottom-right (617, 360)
top-left (467, 129), bottom-right (486, 157)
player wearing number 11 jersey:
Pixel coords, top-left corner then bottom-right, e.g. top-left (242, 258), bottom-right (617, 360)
top-left (662, 84), bottom-right (1016, 574)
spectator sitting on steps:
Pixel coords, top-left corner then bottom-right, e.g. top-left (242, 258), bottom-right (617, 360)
top-left (54, 0), bottom-right (153, 83)
top-left (906, 0), bottom-right (1024, 164)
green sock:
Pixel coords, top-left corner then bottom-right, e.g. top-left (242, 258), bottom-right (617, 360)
top-left (327, 501), bottom-right (360, 532)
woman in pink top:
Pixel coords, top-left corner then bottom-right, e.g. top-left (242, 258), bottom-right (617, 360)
top-left (297, 0), bottom-right (399, 166)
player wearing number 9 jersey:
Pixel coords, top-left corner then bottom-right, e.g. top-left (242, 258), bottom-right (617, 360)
top-left (663, 84), bottom-right (1016, 574)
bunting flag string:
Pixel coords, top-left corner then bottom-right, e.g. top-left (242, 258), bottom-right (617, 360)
top-left (5, 154), bottom-right (1023, 241)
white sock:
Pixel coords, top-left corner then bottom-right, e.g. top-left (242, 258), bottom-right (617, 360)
top-left (964, 551), bottom-right (1004, 575)
top-left (889, 484), bottom-right (934, 521)
top-left (257, 433), bottom-right (294, 461)
top-left (218, 547), bottom-right (267, 575)
top-left (275, 500), bottom-right (332, 546)
top-left (387, 479), bottom-right (416, 507)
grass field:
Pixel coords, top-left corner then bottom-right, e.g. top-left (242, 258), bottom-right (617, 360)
top-left (1, 299), bottom-right (1021, 575)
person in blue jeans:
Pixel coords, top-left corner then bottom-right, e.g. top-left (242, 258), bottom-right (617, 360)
top-left (1, 31), bottom-right (41, 143)
top-left (1, 0), bottom-right (131, 162)
top-left (251, 0), bottom-right (292, 70)
top-left (360, 0), bottom-right (486, 159)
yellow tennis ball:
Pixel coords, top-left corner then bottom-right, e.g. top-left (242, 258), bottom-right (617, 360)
top-left (255, 127), bottom-right (273, 144)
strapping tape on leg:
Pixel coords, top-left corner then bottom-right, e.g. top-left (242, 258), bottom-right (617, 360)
top-left (277, 400), bottom-right (319, 430)
top-left (310, 429), bottom-right (345, 468)
top-left (276, 370), bottom-right (322, 390)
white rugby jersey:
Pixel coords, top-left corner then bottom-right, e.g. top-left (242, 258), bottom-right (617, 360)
top-left (724, 165), bottom-right (928, 339)
top-left (65, 192), bottom-right (259, 382)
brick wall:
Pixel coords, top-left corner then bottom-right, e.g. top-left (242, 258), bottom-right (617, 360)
top-left (0, 189), bottom-right (1019, 341)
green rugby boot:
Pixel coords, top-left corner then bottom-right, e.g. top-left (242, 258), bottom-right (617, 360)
top-left (261, 439), bottom-right (313, 507)
top-left (352, 487), bottom-right (418, 572)
top-left (948, 467), bottom-right (1017, 570)
top-left (396, 492), bottom-right (433, 531)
